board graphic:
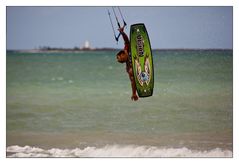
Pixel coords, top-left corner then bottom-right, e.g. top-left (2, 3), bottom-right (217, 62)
top-left (130, 23), bottom-right (154, 97)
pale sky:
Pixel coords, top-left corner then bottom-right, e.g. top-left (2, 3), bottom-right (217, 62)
top-left (7, 6), bottom-right (232, 50)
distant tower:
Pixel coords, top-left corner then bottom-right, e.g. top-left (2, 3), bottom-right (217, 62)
top-left (83, 40), bottom-right (90, 49)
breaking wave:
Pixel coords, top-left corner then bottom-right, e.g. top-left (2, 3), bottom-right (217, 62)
top-left (7, 145), bottom-right (232, 157)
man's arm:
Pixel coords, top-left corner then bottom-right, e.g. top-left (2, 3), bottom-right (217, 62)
top-left (118, 27), bottom-right (130, 45)
top-left (128, 68), bottom-right (138, 101)
top-left (118, 27), bottom-right (130, 52)
top-left (120, 31), bottom-right (130, 45)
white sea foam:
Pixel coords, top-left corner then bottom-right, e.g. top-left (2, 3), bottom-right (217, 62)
top-left (68, 80), bottom-right (74, 83)
top-left (7, 145), bottom-right (232, 157)
top-left (57, 77), bottom-right (64, 81)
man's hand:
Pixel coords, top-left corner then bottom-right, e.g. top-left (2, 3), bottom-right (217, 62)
top-left (131, 94), bottom-right (139, 101)
top-left (118, 27), bottom-right (124, 33)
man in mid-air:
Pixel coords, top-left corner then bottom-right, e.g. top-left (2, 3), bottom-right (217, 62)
top-left (116, 26), bottom-right (138, 101)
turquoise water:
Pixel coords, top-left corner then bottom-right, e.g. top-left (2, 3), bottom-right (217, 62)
top-left (6, 50), bottom-right (233, 156)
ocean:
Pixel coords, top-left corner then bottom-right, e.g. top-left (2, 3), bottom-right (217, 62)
top-left (6, 50), bottom-right (233, 157)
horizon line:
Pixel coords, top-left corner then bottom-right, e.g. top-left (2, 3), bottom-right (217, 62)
top-left (7, 47), bottom-right (233, 52)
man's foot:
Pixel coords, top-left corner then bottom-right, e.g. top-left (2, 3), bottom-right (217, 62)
top-left (131, 95), bottom-right (139, 101)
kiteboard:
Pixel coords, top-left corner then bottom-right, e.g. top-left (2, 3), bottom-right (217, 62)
top-left (130, 23), bottom-right (154, 97)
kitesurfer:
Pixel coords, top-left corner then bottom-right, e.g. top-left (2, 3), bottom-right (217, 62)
top-left (116, 27), bottom-right (138, 101)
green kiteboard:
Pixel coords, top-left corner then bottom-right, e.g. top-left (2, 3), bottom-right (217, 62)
top-left (130, 23), bottom-right (154, 97)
